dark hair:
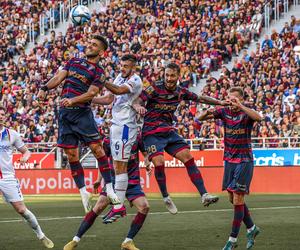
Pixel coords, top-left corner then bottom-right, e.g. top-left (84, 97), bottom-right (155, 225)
top-left (93, 35), bottom-right (109, 51)
top-left (165, 63), bottom-right (180, 74)
top-left (121, 54), bottom-right (137, 63)
top-left (229, 87), bottom-right (244, 97)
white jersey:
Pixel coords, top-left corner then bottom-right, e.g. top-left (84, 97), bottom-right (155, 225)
top-left (0, 128), bottom-right (25, 179)
top-left (111, 73), bottom-right (143, 128)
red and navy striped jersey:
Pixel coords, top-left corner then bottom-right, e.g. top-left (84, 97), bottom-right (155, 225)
top-left (140, 81), bottom-right (200, 136)
top-left (62, 57), bottom-right (105, 107)
top-left (213, 107), bottom-right (254, 163)
top-left (103, 135), bottom-right (145, 185)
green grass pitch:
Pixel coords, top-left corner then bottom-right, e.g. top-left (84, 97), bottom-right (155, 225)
top-left (0, 194), bottom-right (300, 250)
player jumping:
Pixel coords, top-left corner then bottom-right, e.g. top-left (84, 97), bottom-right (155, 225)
top-left (0, 106), bottom-right (54, 248)
top-left (94, 54), bottom-right (143, 221)
top-left (37, 35), bottom-right (120, 213)
top-left (63, 133), bottom-right (149, 250)
top-left (133, 63), bottom-right (228, 209)
top-left (198, 87), bottom-right (262, 250)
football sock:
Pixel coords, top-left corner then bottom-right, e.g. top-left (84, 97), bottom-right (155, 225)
top-left (97, 155), bottom-right (112, 184)
top-left (154, 165), bottom-right (169, 198)
top-left (69, 161), bottom-right (85, 189)
top-left (127, 212), bottom-right (147, 239)
top-left (184, 158), bottom-right (207, 196)
top-left (243, 204), bottom-right (254, 229)
top-left (76, 210), bottom-right (98, 239)
top-left (114, 173), bottom-right (128, 209)
top-left (79, 186), bottom-right (89, 196)
top-left (231, 204), bottom-right (245, 238)
top-left (22, 209), bottom-right (45, 239)
top-left (247, 225), bottom-right (256, 233)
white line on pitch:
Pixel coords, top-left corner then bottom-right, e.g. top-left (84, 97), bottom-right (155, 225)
top-left (0, 205), bottom-right (300, 224)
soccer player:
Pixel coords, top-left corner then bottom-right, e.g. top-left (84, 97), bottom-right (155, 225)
top-left (133, 63), bottom-right (227, 208)
top-left (37, 35), bottom-right (119, 213)
top-left (0, 106), bottom-right (54, 248)
top-left (97, 54), bottom-right (143, 220)
top-left (63, 133), bottom-right (149, 250)
top-left (198, 87), bottom-right (262, 250)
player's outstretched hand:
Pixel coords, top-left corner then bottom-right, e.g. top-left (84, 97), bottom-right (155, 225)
top-left (136, 106), bottom-right (147, 116)
top-left (93, 181), bottom-right (101, 194)
top-left (37, 90), bottom-right (46, 101)
top-left (220, 100), bottom-right (231, 106)
top-left (145, 157), bottom-right (152, 175)
top-left (230, 97), bottom-right (242, 108)
top-left (61, 98), bottom-right (74, 107)
top-left (19, 157), bottom-right (28, 164)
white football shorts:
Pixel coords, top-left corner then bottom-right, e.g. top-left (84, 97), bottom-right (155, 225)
top-left (0, 178), bottom-right (24, 203)
top-left (110, 124), bottom-right (138, 162)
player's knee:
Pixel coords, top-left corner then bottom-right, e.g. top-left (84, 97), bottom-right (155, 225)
top-left (228, 194), bottom-right (233, 204)
top-left (233, 193), bottom-right (245, 205)
top-left (15, 206), bottom-right (27, 215)
top-left (139, 202), bottom-right (150, 214)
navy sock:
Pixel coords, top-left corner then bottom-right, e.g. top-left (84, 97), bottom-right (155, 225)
top-left (97, 155), bottom-right (112, 184)
top-left (184, 158), bottom-right (207, 196)
top-left (127, 212), bottom-right (147, 239)
top-left (69, 161), bottom-right (85, 189)
top-left (243, 204), bottom-right (254, 229)
top-left (231, 204), bottom-right (245, 238)
top-left (154, 165), bottom-right (169, 198)
top-left (76, 210), bottom-right (98, 238)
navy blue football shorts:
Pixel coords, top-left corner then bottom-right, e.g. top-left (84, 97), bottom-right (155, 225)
top-left (223, 161), bottom-right (254, 194)
top-left (143, 130), bottom-right (190, 161)
top-left (57, 107), bottom-right (101, 148)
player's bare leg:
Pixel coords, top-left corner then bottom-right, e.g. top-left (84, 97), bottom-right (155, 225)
top-left (121, 197), bottom-right (150, 250)
top-left (152, 155), bottom-right (178, 214)
top-left (223, 192), bottom-right (260, 250)
top-left (102, 161), bottom-right (128, 223)
top-left (11, 201), bottom-right (54, 248)
top-left (64, 195), bottom-right (110, 250)
top-left (175, 148), bottom-right (219, 206)
top-left (90, 143), bottom-right (120, 205)
top-left (64, 148), bottom-right (93, 213)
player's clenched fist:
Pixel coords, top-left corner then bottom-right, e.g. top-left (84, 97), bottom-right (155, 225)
top-left (61, 98), bottom-right (74, 107)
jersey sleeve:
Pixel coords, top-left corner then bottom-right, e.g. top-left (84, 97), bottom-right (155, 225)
top-left (125, 76), bottom-right (142, 94)
top-left (10, 130), bottom-right (25, 151)
top-left (180, 88), bottom-right (199, 102)
top-left (140, 84), bottom-right (155, 102)
top-left (212, 107), bottom-right (224, 120)
top-left (91, 68), bottom-right (106, 89)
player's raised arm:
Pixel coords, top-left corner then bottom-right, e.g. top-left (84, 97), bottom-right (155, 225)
top-left (92, 92), bottom-right (114, 105)
top-left (37, 69), bottom-right (68, 100)
top-left (198, 95), bottom-right (230, 106)
top-left (105, 81), bottom-right (131, 95)
top-left (231, 97), bottom-right (263, 122)
top-left (198, 109), bottom-right (215, 121)
top-left (61, 85), bottom-right (100, 107)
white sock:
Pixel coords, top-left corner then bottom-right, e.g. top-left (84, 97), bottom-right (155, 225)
top-left (73, 236), bottom-right (81, 242)
top-left (105, 182), bottom-right (114, 195)
top-left (114, 173), bottom-right (128, 209)
top-left (124, 237), bottom-right (132, 243)
top-left (163, 196), bottom-right (170, 202)
top-left (229, 237), bottom-right (237, 243)
top-left (247, 225), bottom-right (256, 233)
top-left (79, 186), bottom-right (88, 196)
top-left (22, 209), bottom-right (45, 240)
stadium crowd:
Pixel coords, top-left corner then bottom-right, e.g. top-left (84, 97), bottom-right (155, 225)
top-left (0, 0), bottom-right (299, 148)
top-left (0, 0), bottom-right (72, 62)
